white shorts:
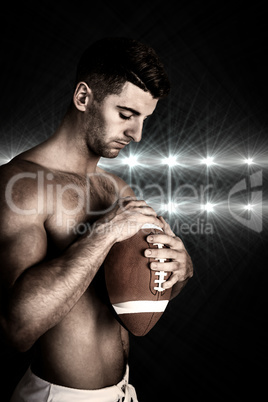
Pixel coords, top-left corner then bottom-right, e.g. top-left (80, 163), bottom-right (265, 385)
top-left (10, 365), bottom-right (138, 402)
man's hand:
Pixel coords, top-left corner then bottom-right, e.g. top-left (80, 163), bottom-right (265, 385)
top-left (94, 197), bottom-right (164, 243)
top-left (144, 216), bottom-right (193, 299)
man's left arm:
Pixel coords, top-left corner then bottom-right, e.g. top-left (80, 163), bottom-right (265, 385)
top-left (144, 216), bottom-right (194, 300)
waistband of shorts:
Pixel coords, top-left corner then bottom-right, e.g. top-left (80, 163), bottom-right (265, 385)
top-left (26, 365), bottom-right (129, 401)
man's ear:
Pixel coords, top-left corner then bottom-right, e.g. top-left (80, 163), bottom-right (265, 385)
top-left (73, 82), bottom-right (93, 111)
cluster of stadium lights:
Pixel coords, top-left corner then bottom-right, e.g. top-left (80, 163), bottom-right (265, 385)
top-left (163, 200), bottom-right (255, 216)
top-left (123, 155), bottom-right (255, 167)
top-left (0, 151), bottom-right (260, 217)
top-left (119, 155), bottom-right (258, 215)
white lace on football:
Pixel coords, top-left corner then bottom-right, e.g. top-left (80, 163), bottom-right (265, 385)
top-left (153, 243), bottom-right (167, 292)
top-left (154, 271), bottom-right (167, 292)
top-left (141, 223), bottom-right (163, 231)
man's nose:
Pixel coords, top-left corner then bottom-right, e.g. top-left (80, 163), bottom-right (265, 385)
top-left (125, 120), bottom-right (143, 143)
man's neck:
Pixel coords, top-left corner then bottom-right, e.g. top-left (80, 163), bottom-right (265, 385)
top-left (16, 114), bottom-right (100, 176)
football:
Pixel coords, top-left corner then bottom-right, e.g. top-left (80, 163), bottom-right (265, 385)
top-left (104, 223), bottom-right (172, 336)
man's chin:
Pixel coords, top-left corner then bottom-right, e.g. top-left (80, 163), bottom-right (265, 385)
top-left (101, 149), bottom-right (121, 159)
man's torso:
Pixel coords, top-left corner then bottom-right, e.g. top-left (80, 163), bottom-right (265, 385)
top-left (3, 158), bottom-right (129, 389)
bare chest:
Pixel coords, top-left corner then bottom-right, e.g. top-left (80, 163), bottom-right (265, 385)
top-left (43, 171), bottom-right (118, 252)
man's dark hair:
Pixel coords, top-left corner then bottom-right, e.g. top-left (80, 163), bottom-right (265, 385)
top-left (75, 37), bottom-right (170, 102)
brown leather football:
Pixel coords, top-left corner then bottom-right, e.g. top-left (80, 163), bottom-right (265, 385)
top-left (104, 223), bottom-right (172, 336)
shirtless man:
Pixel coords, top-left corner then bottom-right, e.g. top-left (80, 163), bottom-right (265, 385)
top-left (0, 38), bottom-right (193, 401)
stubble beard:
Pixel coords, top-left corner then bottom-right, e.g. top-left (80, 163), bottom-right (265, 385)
top-left (83, 104), bottom-right (120, 159)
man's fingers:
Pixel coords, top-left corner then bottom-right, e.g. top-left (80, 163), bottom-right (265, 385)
top-left (163, 273), bottom-right (180, 289)
top-left (119, 199), bottom-right (158, 216)
top-left (145, 247), bottom-right (181, 261)
top-left (146, 233), bottom-right (184, 249)
top-left (158, 216), bottom-right (175, 236)
top-left (133, 214), bottom-right (164, 229)
top-left (163, 275), bottom-right (189, 290)
top-left (149, 260), bottom-right (184, 274)
top-left (119, 198), bottom-right (144, 208)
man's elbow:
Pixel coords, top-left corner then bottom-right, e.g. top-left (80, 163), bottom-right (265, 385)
top-left (0, 315), bottom-right (36, 352)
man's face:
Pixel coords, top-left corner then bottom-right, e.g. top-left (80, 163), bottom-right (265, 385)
top-left (84, 82), bottom-right (158, 158)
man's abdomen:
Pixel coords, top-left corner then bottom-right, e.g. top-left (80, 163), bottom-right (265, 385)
top-left (32, 290), bottom-right (128, 389)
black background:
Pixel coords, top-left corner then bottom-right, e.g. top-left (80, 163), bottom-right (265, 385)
top-left (0, 1), bottom-right (267, 401)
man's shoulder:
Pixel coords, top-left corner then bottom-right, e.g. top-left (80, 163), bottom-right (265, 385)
top-left (96, 165), bottom-right (135, 198)
top-left (0, 158), bottom-right (49, 214)
top-left (0, 158), bottom-right (50, 188)
top-left (0, 157), bottom-right (50, 177)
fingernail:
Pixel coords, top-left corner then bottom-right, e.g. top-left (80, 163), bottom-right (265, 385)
top-left (147, 236), bottom-right (153, 242)
top-left (145, 249), bottom-right (152, 256)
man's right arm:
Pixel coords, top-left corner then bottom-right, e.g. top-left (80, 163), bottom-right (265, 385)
top-left (0, 206), bottom-right (116, 352)
top-left (0, 172), bottom-right (161, 352)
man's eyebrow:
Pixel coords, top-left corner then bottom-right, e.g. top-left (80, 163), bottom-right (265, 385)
top-left (116, 105), bottom-right (141, 116)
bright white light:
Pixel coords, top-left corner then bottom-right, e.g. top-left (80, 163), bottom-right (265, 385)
top-left (244, 158), bottom-right (254, 165)
top-left (201, 202), bottom-right (215, 212)
top-left (162, 155), bottom-right (178, 167)
top-left (0, 157), bottom-right (12, 165)
top-left (202, 156), bottom-right (214, 166)
top-left (0, 152), bottom-right (16, 165)
top-left (164, 202), bottom-right (179, 214)
top-left (244, 203), bottom-right (253, 211)
top-left (123, 155), bottom-right (139, 167)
